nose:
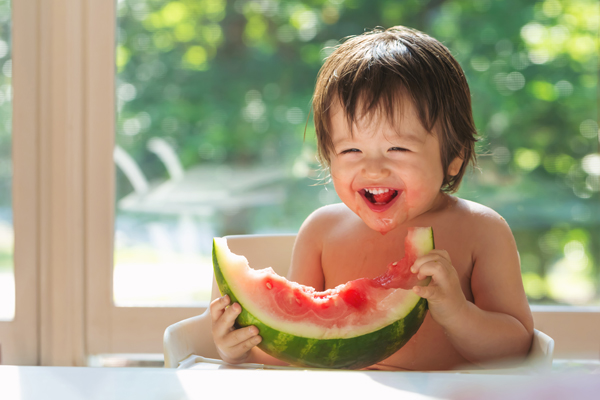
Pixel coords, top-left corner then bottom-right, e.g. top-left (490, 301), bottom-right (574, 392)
top-left (361, 155), bottom-right (390, 179)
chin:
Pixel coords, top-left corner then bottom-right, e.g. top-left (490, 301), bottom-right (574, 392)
top-left (360, 211), bottom-right (405, 235)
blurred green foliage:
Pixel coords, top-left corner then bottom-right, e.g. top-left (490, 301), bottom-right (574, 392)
top-left (112, 0), bottom-right (599, 305)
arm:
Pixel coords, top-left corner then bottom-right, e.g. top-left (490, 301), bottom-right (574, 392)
top-left (412, 212), bottom-right (534, 366)
top-left (287, 206), bottom-right (330, 289)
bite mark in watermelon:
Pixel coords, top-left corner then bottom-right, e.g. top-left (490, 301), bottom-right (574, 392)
top-left (212, 226), bottom-right (434, 369)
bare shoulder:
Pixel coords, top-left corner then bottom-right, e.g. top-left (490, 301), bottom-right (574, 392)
top-left (450, 198), bottom-right (513, 237)
top-left (299, 203), bottom-right (355, 236)
top-left (453, 197), bottom-right (506, 220)
top-left (305, 202), bottom-right (354, 221)
top-left (433, 196), bottom-right (518, 269)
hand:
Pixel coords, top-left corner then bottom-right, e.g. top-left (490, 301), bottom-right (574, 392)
top-left (410, 250), bottom-right (468, 328)
top-left (210, 294), bottom-right (262, 364)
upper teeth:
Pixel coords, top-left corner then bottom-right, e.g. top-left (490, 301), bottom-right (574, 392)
top-left (365, 188), bottom-right (390, 195)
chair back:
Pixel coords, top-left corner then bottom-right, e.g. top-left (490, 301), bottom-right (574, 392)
top-left (529, 328), bottom-right (555, 368)
top-left (209, 234), bottom-right (296, 302)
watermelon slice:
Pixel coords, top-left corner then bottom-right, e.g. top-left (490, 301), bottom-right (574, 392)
top-left (212, 227), bottom-right (434, 369)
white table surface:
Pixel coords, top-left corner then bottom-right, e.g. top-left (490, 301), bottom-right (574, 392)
top-left (0, 365), bottom-right (598, 400)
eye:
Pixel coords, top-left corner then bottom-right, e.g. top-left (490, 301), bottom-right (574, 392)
top-left (389, 147), bottom-right (409, 152)
top-left (340, 148), bottom-right (361, 154)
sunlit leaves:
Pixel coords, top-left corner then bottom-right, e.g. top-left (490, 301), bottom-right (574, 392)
top-left (567, 34), bottom-right (597, 64)
top-left (582, 154), bottom-right (600, 176)
top-left (528, 80), bottom-right (557, 101)
top-left (290, 7), bottom-right (319, 41)
top-left (152, 31), bottom-right (174, 50)
top-left (244, 14), bottom-right (269, 44)
top-left (203, 0), bottom-right (226, 22)
top-left (514, 148), bottom-right (541, 172)
top-left (321, 4), bottom-right (340, 25)
top-left (546, 229), bottom-right (596, 304)
top-left (520, 22), bottom-right (546, 46)
top-left (520, 0), bottom-right (599, 65)
top-left (134, 0), bottom-right (226, 73)
top-left (116, 45), bottom-right (132, 72)
top-left (161, 1), bottom-right (188, 26)
top-left (520, 226), bottom-right (598, 304)
top-left (522, 272), bottom-right (546, 300)
top-left (182, 45), bottom-right (208, 70)
top-left (543, 154), bottom-right (575, 175)
top-left (115, 0), bottom-right (599, 305)
top-left (174, 22), bottom-right (196, 42)
top-left (200, 24), bottom-right (223, 46)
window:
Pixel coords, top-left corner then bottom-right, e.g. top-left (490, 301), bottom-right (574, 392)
top-left (113, 0), bottom-right (329, 307)
top-left (114, 0), bottom-right (598, 308)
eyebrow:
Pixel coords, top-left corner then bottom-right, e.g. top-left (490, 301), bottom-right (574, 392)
top-left (332, 130), bottom-right (426, 148)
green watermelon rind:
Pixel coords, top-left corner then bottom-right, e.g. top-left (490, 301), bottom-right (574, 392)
top-left (211, 234), bottom-right (431, 369)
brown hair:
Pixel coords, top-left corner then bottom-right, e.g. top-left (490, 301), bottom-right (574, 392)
top-left (312, 26), bottom-right (478, 193)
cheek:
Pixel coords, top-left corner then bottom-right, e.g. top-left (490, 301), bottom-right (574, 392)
top-left (330, 162), bottom-right (355, 188)
top-left (405, 167), bottom-right (444, 204)
top-left (330, 172), bottom-right (354, 201)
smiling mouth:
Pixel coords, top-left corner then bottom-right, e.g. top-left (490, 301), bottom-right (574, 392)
top-left (361, 188), bottom-right (399, 205)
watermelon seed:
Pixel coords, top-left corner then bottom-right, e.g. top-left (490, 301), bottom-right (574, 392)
top-left (392, 262), bottom-right (398, 266)
top-left (266, 282), bottom-right (273, 289)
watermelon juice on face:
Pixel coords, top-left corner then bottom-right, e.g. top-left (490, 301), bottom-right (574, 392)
top-left (210, 26), bottom-right (534, 371)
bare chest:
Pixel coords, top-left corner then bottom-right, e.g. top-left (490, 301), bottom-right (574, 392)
top-left (321, 233), bottom-right (405, 286)
top-left (321, 227), bottom-right (474, 300)
top-left (320, 225), bottom-right (476, 370)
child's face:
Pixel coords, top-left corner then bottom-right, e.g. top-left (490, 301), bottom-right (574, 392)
top-left (328, 98), bottom-right (458, 234)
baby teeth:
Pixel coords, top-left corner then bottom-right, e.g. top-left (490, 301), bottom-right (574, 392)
top-left (365, 188), bottom-right (390, 195)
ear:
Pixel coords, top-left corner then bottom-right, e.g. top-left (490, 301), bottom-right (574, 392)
top-left (447, 155), bottom-right (463, 177)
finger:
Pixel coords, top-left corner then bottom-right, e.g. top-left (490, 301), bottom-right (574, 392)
top-left (221, 325), bottom-right (260, 349)
top-left (218, 331), bottom-right (262, 364)
top-left (427, 249), bottom-right (450, 261)
top-left (227, 334), bottom-right (263, 357)
top-left (413, 260), bottom-right (448, 281)
top-left (210, 295), bottom-right (230, 323)
top-left (212, 302), bottom-right (242, 339)
top-left (428, 249), bottom-right (452, 263)
top-left (411, 251), bottom-right (452, 273)
top-left (411, 254), bottom-right (443, 273)
top-left (413, 285), bottom-right (436, 299)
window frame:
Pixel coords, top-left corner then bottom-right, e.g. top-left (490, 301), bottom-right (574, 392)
top-left (0, 0), bottom-right (39, 366)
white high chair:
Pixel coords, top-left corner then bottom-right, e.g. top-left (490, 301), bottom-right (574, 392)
top-left (163, 234), bottom-right (555, 371)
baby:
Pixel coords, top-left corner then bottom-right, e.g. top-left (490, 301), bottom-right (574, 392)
top-left (211, 26), bottom-right (533, 371)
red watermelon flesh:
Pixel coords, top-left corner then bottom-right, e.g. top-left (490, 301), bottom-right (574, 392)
top-left (215, 227), bottom-right (432, 339)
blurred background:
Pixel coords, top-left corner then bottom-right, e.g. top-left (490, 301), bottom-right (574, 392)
top-left (1, 0), bottom-right (599, 316)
